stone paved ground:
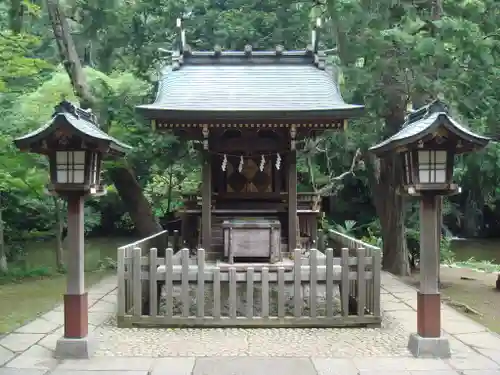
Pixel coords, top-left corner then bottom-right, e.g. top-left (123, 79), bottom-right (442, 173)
top-left (0, 272), bottom-right (499, 374)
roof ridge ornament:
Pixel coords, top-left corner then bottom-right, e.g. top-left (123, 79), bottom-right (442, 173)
top-left (405, 99), bottom-right (449, 125)
top-left (177, 17), bottom-right (186, 54)
top-left (244, 44), bottom-right (253, 56)
top-left (312, 17), bottom-right (322, 53)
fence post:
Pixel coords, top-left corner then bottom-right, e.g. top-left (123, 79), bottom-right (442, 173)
top-left (181, 248), bottom-right (190, 317)
top-left (197, 248), bottom-right (205, 317)
top-left (117, 247), bottom-right (126, 317)
top-left (293, 249), bottom-right (302, 317)
top-left (341, 248), bottom-right (349, 316)
top-left (356, 247), bottom-right (366, 317)
top-left (132, 247), bottom-right (142, 317)
top-left (325, 248), bottom-right (334, 317)
top-left (372, 250), bottom-right (382, 318)
top-left (149, 248), bottom-right (158, 316)
top-left (309, 249), bottom-right (318, 318)
top-left (165, 248), bottom-right (174, 318)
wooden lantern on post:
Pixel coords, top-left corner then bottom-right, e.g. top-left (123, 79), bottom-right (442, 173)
top-left (370, 99), bottom-right (490, 358)
top-left (13, 100), bottom-right (131, 359)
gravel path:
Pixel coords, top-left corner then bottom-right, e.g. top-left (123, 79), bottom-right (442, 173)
top-left (93, 311), bottom-right (410, 357)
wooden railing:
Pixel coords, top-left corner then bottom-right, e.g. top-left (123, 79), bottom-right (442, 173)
top-left (117, 247), bottom-right (381, 328)
top-left (325, 229), bottom-right (383, 319)
top-left (117, 230), bottom-right (181, 315)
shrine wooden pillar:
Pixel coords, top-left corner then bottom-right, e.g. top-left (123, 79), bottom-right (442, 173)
top-left (202, 125), bottom-right (212, 251)
top-left (288, 125), bottom-right (297, 252)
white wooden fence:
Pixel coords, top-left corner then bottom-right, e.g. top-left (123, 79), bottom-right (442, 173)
top-left (116, 245), bottom-right (381, 328)
top-left (327, 229), bottom-right (383, 319)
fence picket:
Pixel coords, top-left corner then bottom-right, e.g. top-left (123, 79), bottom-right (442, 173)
top-left (309, 249), bottom-right (318, 318)
top-left (117, 230), bottom-right (382, 328)
top-left (181, 248), bottom-right (190, 317)
top-left (293, 249), bottom-right (301, 317)
top-left (246, 267), bottom-right (254, 318)
top-left (341, 248), bottom-right (349, 316)
top-left (277, 266), bottom-right (285, 318)
top-left (197, 249), bottom-right (205, 317)
top-left (261, 267), bottom-right (269, 318)
top-left (357, 247), bottom-right (366, 317)
top-left (325, 248), bottom-right (334, 317)
top-left (149, 248), bottom-right (158, 316)
top-left (165, 248), bottom-right (173, 318)
top-left (132, 247), bottom-right (142, 317)
top-left (229, 267), bottom-right (237, 319)
top-left (213, 267), bottom-right (221, 319)
top-left (117, 247), bottom-right (126, 316)
top-left (372, 250), bottom-right (381, 318)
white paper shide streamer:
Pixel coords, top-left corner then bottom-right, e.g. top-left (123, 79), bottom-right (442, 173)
top-left (275, 153), bottom-right (281, 170)
top-left (221, 154), bottom-right (227, 171)
top-left (259, 155), bottom-right (266, 172)
top-left (238, 155), bottom-right (244, 173)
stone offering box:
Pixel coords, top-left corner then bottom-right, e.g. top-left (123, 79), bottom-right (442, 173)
top-left (223, 219), bottom-right (281, 263)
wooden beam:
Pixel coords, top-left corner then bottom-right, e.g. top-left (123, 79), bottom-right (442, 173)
top-left (202, 153), bottom-right (212, 251)
top-left (288, 151), bottom-right (297, 252)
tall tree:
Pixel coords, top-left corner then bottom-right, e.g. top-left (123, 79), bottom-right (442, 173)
top-left (45, 0), bottom-right (163, 240)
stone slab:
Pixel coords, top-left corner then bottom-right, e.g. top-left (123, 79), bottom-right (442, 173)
top-left (476, 348), bottom-right (500, 365)
top-left (462, 371), bottom-right (500, 375)
top-left (0, 369), bottom-right (48, 375)
top-left (352, 357), bottom-right (452, 371)
top-left (14, 319), bottom-right (61, 334)
top-left (445, 351), bottom-right (500, 370)
top-left (54, 336), bottom-right (96, 359)
top-left (0, 345), bottom-right (14, 366)
top-left (454, 331), bottom-right (500, 350)
top-left (51, 371), bottom-right (148, 375)
top-left (40, 311), bottom-right (65, 325)
top-left (312, 358), bottom-right (358, 375)
top-left (5, 344), bottom-right (57, 370)
top-left (89, 301), bottom-right (116, 313)
top-left (150, 358), bottom-right (195, 375)
top-left (87, 312), bottom-right (112, 326)
top-left (56, 356), bottom-right (154, 371)
top-left (407, 333), bottom-right (451, 358)
top-left (0, 333), bottom-right (45, 352)
top-left (192, 357), bottom-right (317, 375)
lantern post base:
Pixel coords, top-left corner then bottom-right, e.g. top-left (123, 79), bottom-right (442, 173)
top-left (55, 335), bottom-right (96, 359)
top-left (407, 333), bottom-right (450, 359)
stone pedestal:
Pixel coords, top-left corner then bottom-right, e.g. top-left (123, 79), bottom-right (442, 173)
top-left (407, 333), bottom-right (450, 358)
top-left (55, 335), bottom-right (96, 359)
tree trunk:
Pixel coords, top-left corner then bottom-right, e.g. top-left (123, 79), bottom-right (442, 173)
top-left (9, 0), bottom-right (24, 34)
top-left (108, 167), bottom-right (165, 246)
top-left (371, 152), bottom-right (410, 276)
top-left (53, 196), bottom-right (65, 271)
top-left (45, 0), bottom-right (163, 240)
top-left (0, 206), bottom-right (8, 273)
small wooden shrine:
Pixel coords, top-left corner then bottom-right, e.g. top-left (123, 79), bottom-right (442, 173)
top-left (136, 24), bottom-right (363, 262)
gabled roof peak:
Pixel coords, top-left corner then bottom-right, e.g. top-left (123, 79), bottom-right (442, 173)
top-left (170, 46), bottom-right (329, 71)
top-left (53, 100), bottom-right (100, 128)
top-left (405, 99), bottom-right (449, 125)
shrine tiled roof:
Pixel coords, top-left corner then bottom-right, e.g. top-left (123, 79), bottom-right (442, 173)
top-left (136, 48), bottom-right (364, 121)
top-left (370, 100), bottom-right (490, 155)
top-left (14, 101), bottom-right (131, 155)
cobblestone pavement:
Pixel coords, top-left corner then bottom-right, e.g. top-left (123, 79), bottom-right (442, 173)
top-left (0, 272), bottom-right (499, 374)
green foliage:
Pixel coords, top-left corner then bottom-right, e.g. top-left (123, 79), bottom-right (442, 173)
top-left (0, 0), bottom-right (499, 274)
top-left (0, 266), bottom-right (54, 285)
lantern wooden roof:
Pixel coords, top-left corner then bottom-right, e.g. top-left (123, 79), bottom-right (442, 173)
top-left (136, 46), bottom-right (364, 128)
top-left (370, 100), bottom-right (490, 156)
top-left (14, 100), bottom-right (132, 157)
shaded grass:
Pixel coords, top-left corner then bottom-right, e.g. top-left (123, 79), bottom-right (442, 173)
top-left (0, 271), bottom-right (110, 334)
top-left (0, 236), bottom-right (135, 334)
